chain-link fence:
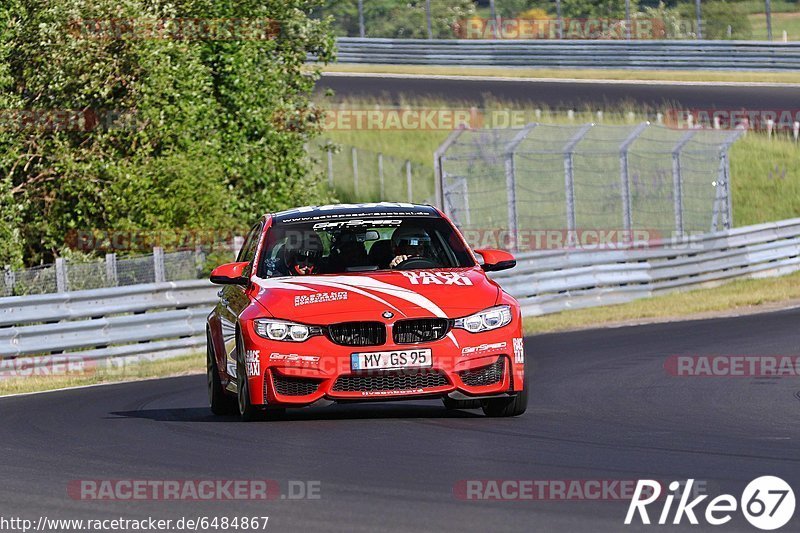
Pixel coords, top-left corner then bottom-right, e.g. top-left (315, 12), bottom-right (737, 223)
top-left (437, 123), bottom-right (743, 251)
top-left (316, 0), bottom-right (793, 41)
top-left (2, 249), bottom-right (210, 297)
top-left (309, 142), bottom-right (436, 204)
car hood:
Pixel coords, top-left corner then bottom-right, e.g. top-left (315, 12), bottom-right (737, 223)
top-left (252, 267), bottom-right (499, 322)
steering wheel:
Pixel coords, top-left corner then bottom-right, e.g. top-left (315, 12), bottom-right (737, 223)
top-left (394, 257), bottom-right (440, 270)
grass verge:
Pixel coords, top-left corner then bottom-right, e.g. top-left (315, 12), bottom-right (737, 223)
top-left (322, 64), bottom-right (800, 85)
top-left (0, 351), bottom-right (203, 397)
top-left (524, 270), bottom-right (800, 335)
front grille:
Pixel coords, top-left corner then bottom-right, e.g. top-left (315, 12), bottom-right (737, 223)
top-left (272, 374), bottom-right (320, 396)
top-left (328, 321), bottom-right (386, 346)
top-left (393, 318), bottom-right (450, 344)
top-left (458, 358), bottom-right (505, 387)
top-left (332, 370), bottom-right (449, 392)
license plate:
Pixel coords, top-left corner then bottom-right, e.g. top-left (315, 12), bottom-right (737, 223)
top-left (351, 349), bottom-right (433, 371)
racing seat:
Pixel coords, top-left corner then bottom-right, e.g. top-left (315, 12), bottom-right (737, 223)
top-left (367, 239), bottom-right (393, 269)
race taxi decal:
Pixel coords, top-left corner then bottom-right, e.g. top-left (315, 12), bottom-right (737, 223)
top-left (461, 342), bottom-right (507, 356)
top-left (245, 349), bottom-right (261, 377)
top-left (513, 338), bottom-right (524, 364)
top-left (400, 272), bottom-right (473, 286)
top-left (294, 291), bottom-right (348, 307)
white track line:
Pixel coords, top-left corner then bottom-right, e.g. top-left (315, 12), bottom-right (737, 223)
top-left (322, 70), bottom-right (800, 88)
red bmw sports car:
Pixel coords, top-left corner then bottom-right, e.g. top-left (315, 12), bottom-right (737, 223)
top-left (206, 202), bottom-right (527, 421)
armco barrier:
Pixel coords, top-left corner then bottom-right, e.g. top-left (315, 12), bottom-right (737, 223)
top-left (333, 38), bottom-right (800, 70)
top-left (0, 281), bottom-right (218, 370)
top-left (490, 218), bottom-right (800, 316)
top-left (1, 218), bottom-right (799, 368)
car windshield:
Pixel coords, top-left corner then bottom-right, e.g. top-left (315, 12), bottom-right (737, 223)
top-left (258, 217), bottom-right (475, 277)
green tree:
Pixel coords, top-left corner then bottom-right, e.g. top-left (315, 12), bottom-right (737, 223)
top-left (0, 0), bottom-right (335, 265)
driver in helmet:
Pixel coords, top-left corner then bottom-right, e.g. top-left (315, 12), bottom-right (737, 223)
top-left (286, 232), bottom-right (323, 275)
top-left (389, 226), bottom-right (431, 268)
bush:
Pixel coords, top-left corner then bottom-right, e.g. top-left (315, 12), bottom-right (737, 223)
top-left (0, 0), bottom-right (336, 266)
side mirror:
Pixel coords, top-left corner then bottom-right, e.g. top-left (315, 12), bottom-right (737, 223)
top-left (210, 261), bottom-right (250, 285)
top-left (475, 248), bottom-right (516, 272)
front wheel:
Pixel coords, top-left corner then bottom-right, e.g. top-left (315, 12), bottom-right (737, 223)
top-left (235, 333), bottom-right (284, 422)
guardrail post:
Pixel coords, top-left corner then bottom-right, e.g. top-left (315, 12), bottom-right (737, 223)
top-left (105, 253), bottom-right (118, 287)
top-left (619, 123), bottom-right (648, 237)
top-left (55, 258), bottom-right (67, 292)
top-left (352, 147), bottom-right (359, 198)
top-left (562, 124), bottom-right (593, 242)
top-left (433, 128), bottom-right (466, 212)
top-left (406, 160), bottom-right (413, 203)
top-left (153, 247), bottom-right (165, 283)
top-left (671, 131), bottom-right (696, 238)
top-left (504, 124), bottom-right (538, 252)
top-left (378, 152), bottom-right (384, 200)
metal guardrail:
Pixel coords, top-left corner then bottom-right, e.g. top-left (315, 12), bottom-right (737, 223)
top-left (1, 218), bottom-right (798, 370)
top-left (334, 38), bottom-right (800, 70)
top-left (0, 280), bottom-right (217, 376)
top-left (490, 218), bottom-right (800, 316)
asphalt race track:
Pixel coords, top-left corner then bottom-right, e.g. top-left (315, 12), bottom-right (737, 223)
top-left (1, 308), bottom-right (799, 532)
top-left (317, 73), bottom-right (800, 110)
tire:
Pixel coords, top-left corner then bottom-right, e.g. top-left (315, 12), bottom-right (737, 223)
top-left (235, 333), bottom-right (284, 422)
top-left (481, 374), bottom-right (528, 418)
top-left (442, 397), bottom-right (483, 410)
top-left (207, 331), bottom-right (237, 415)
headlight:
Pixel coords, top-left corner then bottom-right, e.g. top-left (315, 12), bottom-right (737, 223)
top-left (254, 319), bottom-right (321, 342)
top-left (453, 305), bottom-right (512, 333)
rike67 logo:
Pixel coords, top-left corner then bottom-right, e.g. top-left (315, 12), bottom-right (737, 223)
top-left (625, 477), bottom-right (795, 530)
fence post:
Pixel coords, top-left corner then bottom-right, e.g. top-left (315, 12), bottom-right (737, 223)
top-left (766, 0), bottom-right (773, 41)
top-left (619, 123), bottom-right (648, 237)
top-left (425, 0), bottom-right (432, 39)
top-left (503, 124), bottom-right (538, 252)
top-left (406, 160), bottom-right (413, 203)
top-left (327, 149), bottom-right (334, 188)
top-left (55, 257), bottom-right (67, 292)
top-left (671, 131), bottom-right (696, 238)
top-left (105, 253), bottom-right (118, 287)
top-left (433, 128), bottom-right (466, 213)
top-left (153, 246), bottom-right (165, 283)
top-left (378, 152), bottom-right (384, 200)
top-left (562, 124), bottom-right (593, 241)
top-left (695, 0), bottom-right (703, 39)
top-left (358, 0), bottom-right (365, 38)
top-left (4, 265), bottom-right (14, 296)
top-left (352, 147), bottom-right (359, 198)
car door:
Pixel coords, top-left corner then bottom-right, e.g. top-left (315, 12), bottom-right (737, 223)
top-left (219, 221), bottom-right (263, 377)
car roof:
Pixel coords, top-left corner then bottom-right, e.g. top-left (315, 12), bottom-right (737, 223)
top-left (271, 202), bottom-right (441, 224)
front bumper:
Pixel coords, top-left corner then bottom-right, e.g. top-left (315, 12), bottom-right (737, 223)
top-left (239, 321), bottom-right (525, 407)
